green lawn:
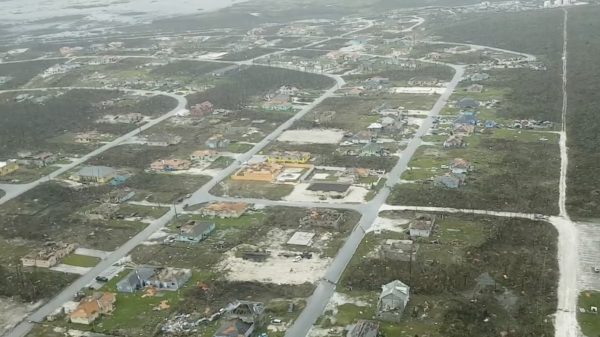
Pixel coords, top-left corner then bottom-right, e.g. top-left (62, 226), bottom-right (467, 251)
top-left (578, 291), bottom-right (600, 337)
top-left (211, 179), bottom-right (295, 200)
top-left (62, 254), bottom-right (101, 268)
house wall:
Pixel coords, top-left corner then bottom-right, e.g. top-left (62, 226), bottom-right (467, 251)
top-left (0, 162), bottom-right (18, 176)
top-left (70, 315), bottom-right (96, 325)
top-left (409, 228), bottom-right (431, 237)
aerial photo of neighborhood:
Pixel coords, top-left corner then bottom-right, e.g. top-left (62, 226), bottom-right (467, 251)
top-left (0, 0), bottom-right (600, 336)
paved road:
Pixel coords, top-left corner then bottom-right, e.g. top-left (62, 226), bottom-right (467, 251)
top-left (379, 204), bottom-right (537, 220)
top-left (422, 40), bottom-right (538, 62)
top-left (284, 63), bottom-right (465, 337)
top-left (0, 87), bottom-right (187, 206)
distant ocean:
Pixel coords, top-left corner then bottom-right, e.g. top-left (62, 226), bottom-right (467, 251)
top-left (0, 0), bottom-right (248, 26)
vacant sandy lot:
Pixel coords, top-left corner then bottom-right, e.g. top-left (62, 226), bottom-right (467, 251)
top-left (217, 249), bottom-right (331, 285)
top-left (0, 298), bottom-right (37, 335)
top-left (217, 228), bottom-right (332, 285)
top-left (278, 129), bottom-right (344, 144)
top-left (283, 183), bottom-right (369, 203)
top-left (368, 216), bottom-right (409, 233)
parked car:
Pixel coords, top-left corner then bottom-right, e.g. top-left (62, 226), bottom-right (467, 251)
top-left (95, 276), bottom-right (109, 282)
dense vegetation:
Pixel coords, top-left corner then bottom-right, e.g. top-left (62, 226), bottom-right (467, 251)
top-left (431, 9), bottom-right (563, 63)
top-left (0, 264), bottom-right (77, 302)
top-left (150, 60), bottom-right (230, 77)
top-left (0, 59), bottom-right (66, 89)
top-left (0, 89), bottom-right (177, 157)
top-left (341, 216), bottom-right (558, 337)
top-left (566, 6), bottom-right (600, 218)
top-left (431, 9), bottom-right (563, 122)
top-left (187, 66), bottom-right (335, 109)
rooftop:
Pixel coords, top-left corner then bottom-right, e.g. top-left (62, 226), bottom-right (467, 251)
top-left (77, 166), bottom-right (116, 178)
top-left (287, 231), bottom-right (316, 246)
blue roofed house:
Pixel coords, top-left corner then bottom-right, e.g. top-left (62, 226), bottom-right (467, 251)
top-left (117, 266), bottom-right (191, 293)
top-left (176, 221), bottom-right (215, 243)
top-left (434, 173), bottom-right (462, 189)
top-left (454, 111), bottom-right (478, 125)
top-left (484, 120), bottom-right (498, 128)
top-left (116, 267), bottom-right (156, 293)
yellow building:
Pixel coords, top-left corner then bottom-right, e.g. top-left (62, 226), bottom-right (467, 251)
top-left (267, 151), bottom-right (311, 164)
top-left (232, 163), bottom-right (283, 182)
top-left (0, 161), bottom-right (18, 176)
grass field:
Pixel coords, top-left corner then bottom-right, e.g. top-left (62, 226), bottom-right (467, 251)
top-left (578, 290), bottom-right (600, 337)
top-left (211, 179), bottom-right (295, 200)
top-left (61, 254), bottom-right (100, 267)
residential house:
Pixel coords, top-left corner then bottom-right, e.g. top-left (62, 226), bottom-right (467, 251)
top-left (86, 203), bottom-right (119, 220)
top-left (75, 131), bottom-right (103, 144)
top-left (367, 122), bottom-right (384, 132)
top-left (150, 159), bottom-right (191, 171)
top-left (214, 301), bottom-right (265, 337)
top-left (21, 242), bottom-right (77, 268)
top-left (434, 173), bottom-right (463, 189)
top-left (299, 209), bottom-right (343, 230)
top-left (467, 84), bottom-right (484, 93)
top-left (307, 183), bottom-right (351, 199)
top-left (263, 94), bottom-right (292, 111)
top-left (190, 150), bottom-right (219, 162)
top-left (350, 131), bottom-right (374, 144)
top-left (73, 166), bottom-right (116, 184)
top-left (287, 231), bottom-right (316, 247)
top-left (16, 152), bottom-right (57, 168)
top-left (409, 214), bottom-right (436, 237)
top-left (200, 202), bottom-right (248, 218)
top-left (450, 158), bottom-right (472, 174)
top-left (360, 143), bottom-right (384, 157)
top-left (266, 151), bottom-right (311, 164)
top-left (116, 266), bottom-right (192, 293)
top-left (347, 320), bottom-right (380, 337)
top-left (143, 135), bottom-right (182, 147)
top-left (470, 72), bottom-right (490, 82)
top-left (206, 134), bottom-right (230, 150)
top-left (443, 135), bottom-right (465, 148)
top-left (363, 77), bottom-right (390, 90)
top-left (346, 87), bottom-right (366, 96)
top-left (380, 116), bottom-right (396, 128)
top-left (0, 160), bottom-right (18, 176)
top-left (232, 163), bottom-right (283, 182)
top-left (117, 113), bottom-right (144, 124)
top-left (379, 239), bottom-right (417, 262)
top-left (484, 120), bottom-right (498, 128)
top-left (190, 101), bottom-right (214, 118)
top-left (453, 123), bottom-right (475, 136)
top-left (408, 76), bottom-right (438, 86)
top-left (456, 97), bottom-right (479, 110)
top-left (376, 280), bottom-right (410, 322)
top-left (107, 189), bottom-right (136, 204)
top-left (455, 111), bottom-right (478, 125)
top-left (69, 292), bottom-right (116, 325)
top-left (176, 221), bottom-right (215, 243)
top-left (278, 85), bottom-right (300, 96)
